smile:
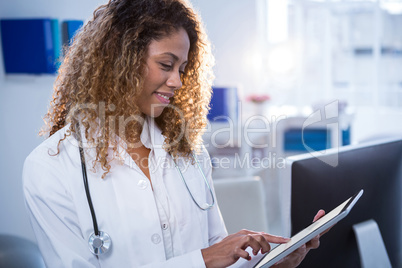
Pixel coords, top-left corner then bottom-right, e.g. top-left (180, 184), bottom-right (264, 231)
top-left (157, 93), bottom-right (170, 100)
top-left (154, 91), bottom-right (173, 104)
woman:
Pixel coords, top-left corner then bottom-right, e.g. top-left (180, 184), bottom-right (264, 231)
top-left (23, 0), bottom-right (323, 267)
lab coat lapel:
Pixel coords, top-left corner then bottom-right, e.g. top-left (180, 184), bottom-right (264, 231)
top-left (146, 117), bottom-right (168, 160)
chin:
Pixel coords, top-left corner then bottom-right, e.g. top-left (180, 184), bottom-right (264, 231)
top-left (147, 113), bottom-right (162, 118)
top-left (146, 108), bottom-right (165, 118)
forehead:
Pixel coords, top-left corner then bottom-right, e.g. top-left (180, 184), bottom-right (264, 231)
top-left (146, 28), bottom-right (190, 62)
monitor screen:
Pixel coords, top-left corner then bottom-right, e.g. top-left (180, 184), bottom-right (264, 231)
top-left (288, 138), bottom-right (402, 268)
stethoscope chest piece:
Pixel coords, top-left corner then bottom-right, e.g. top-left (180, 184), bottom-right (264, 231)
top-left (88, 231), bottom-right (111, 255)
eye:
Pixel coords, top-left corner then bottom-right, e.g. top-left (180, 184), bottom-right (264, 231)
top-left (160, 63), bottom-right (172, 70)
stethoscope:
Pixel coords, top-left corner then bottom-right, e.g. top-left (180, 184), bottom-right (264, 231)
top-left (76, 125), bottom-right (215, 255)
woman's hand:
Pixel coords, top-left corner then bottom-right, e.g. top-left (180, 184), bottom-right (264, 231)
top-left (272, 209), bottom-right (327, 268)
top-left (201, 229), bottom-right (290, 268)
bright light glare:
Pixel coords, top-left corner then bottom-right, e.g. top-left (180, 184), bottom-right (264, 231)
top-left (267, 0), bottom-right (288, 43)
top-left (267, 46), bottom-right (295, 74)
top-left (381, 1), bottom-right (402, 14)
top-left (270, 105), bottom-right (299, 116)
top-left (244, 49), bottom-right (264, 74)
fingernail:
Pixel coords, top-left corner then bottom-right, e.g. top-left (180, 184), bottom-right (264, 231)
top-left (247, 256), bottom-right (252, 261)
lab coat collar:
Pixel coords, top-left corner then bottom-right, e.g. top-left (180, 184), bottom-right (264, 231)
top-left (67, 122), bottom-right (127, 151)
top-left (140, 116), bottom-right (165, 151)
top-left (66, 117), bottom-right (168, 165)
top-left (116, 116), bottom-right (167, 170)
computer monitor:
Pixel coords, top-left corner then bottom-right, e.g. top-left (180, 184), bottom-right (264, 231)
top-left (287, 138), bottom-right (402, 268)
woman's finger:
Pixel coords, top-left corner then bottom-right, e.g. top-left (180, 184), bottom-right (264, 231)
top-left (313, 209), bottom-right (326, 222)
top-left (236, 230), bottom-right (290, 245)
top-left (261, 233), bottom-right (291, 244)
top-left (234, 246), bottom-right (250, 261)
top-left (239, 234), bottom-right (269, 255)
top-left (306, 235), bottom-right (320, 250)
top-left (249, 234), bottom-right (272, 254)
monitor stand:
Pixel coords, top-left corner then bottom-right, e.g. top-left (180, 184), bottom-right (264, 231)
top-left (353, 219), bottom-right (392, 268)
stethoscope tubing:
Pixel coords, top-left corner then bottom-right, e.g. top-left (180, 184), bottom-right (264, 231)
top-left (79, 146), bottom-right (100, 236)
top-left (76, 123), bottom-right (215, 255)
top-left (77, 124), bottom-right (100, 237)
top-left (172, 153), bottom-right (215, 211)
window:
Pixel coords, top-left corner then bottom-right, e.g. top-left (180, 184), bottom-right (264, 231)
top-left (258, 0), bottom-right (402, 109)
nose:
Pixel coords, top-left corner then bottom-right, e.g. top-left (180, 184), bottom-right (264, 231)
top-left (166, 71), bottom-right (182, 90)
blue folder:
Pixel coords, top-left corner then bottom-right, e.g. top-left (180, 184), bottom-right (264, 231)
top-left (284, 128), bottom-right (331, 152)
top-left (51, 19), bottom-right (62, 70)
top-left (62, 20), bottom-right (83, 47)
top-left (208, 87), bottom-right (238, 122)
top-left (1, 18), bottom-right (57, 74)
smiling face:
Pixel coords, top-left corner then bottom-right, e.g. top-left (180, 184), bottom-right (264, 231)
top-left (137, 28), bottom-right (190, 117)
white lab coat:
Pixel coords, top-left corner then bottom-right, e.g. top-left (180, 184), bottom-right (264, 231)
top-left (23, 117), bottom-right (260, 268)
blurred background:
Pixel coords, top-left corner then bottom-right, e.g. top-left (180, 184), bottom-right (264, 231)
top-left (0, 0), bottom-right (401, 248)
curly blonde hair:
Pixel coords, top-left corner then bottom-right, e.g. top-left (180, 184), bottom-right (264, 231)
top-left (42, 0), bottom-right (214, 178)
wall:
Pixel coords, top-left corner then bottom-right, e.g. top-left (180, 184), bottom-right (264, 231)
top-left (191, 0), bottom-right (260, 94)
top-left (0, 76), bottom-right (55, 241)
top-left (0, 0), bottom-right (107, 242)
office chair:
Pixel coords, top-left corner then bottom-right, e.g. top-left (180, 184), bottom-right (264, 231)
top-left (0, 234), bottom-right (46, 268)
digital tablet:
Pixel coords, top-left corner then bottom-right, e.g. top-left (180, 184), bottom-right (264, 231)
top-left (254, 189), bottom-right (364, 268)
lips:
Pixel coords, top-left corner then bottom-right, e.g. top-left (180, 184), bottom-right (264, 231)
top-left (154, 91), bottom-right (173, 104)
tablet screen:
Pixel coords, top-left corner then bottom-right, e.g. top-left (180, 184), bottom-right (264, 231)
top-left (254, 190), bottom-right (362, 268)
